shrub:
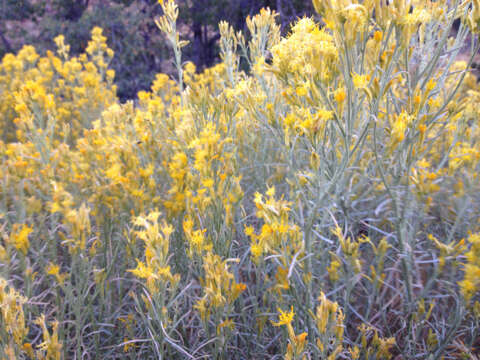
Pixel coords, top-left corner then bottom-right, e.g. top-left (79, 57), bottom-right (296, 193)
top-left (1, 0), bottom-right (480, 358)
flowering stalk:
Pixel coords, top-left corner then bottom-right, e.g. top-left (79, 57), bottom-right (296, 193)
top-left (155, 0), bottom-right (189, 106)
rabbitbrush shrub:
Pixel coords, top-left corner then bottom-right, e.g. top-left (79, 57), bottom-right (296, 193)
top-left (1, 0), bottom-right (480, 358)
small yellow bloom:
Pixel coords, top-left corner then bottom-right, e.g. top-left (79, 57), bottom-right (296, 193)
top-left (128, 260), bottom-right (153, 279)
top-left (374, 31), bottom-right (383, 42)
top-left (251, 243), bottom-right (263, 259)
top-left (123, 338), bottom-right (135, 352)
top-left (352, 72), bottom-right (369, 89)
top-left (426, 79), bottom-right (436, 92)
top-left (272, 306), bottom-right (295, 326)
top-left (46, 263), bottom-right (60, 276)
top-left (11, 224), bottom-right (33, 255)
top-left (334, 88), bottom-right (346, 103)
top-left (296, 86), bottom-right (308, 97)
top-left (244, 225), bottom-right (255, 237)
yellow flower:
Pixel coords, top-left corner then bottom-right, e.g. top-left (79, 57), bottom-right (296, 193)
top-left (327, 257), bottom-right (341, 282)
top-left (128, 260), bottom-right (153, 279)
top-left (217, 319), bottom-right (235, 335)
top-left (352, 72), bottom-right (369, 89)
top-left (250, 242), bottom-right (263, 260)
top-left (244, 225), bottom-right (255, 237)
top-left (45, 263), bottom-right (67, 285)
top-left (296, 86), bottom-right (308, 97)
top-left (22, 343), bottom-right (35, 358)
top-left (11, 224), bottom-right (33, 255)
top-left (460, 233), bottom-right (480, 302)
top-left (34, 315), bottom-right (63, 360)
top-left (272, 306), bottom-right (295, 326)
top-left (46, 263), bottom-right (60, 276)
top-left (334, 88), bottom-right (346, 103)
top-left (123, 337), bottom-right (136, 352)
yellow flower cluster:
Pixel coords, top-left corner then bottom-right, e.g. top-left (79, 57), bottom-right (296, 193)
top-left (0, 278), bottom-right (29, 357)
top-left (0, 278), bottom-right (63, 359)
top-left (459, 233), bottom-right (480, 302)
top-left (314, 292), bottom-right (344, 358)
top-left (34, 315), bottom-right (62, 360)
top-left (195, 252), bottom-right (246, 323)
top-left (7, 223), bottom-right (33, 256)
top-left (272, 306), bottom-right (308, 360)
top-left (271, 18), bottom-right (338, 83)
top-left (129, 211), bottom-right (179, 293)
top-left (0, 28), bottom-right (116, 144)
top-left (1, 0), bottom-right (480, 357)
top-left (248, 187), bottom-right (302, 261)
top-left (358, 324), bottom-right (396, 359)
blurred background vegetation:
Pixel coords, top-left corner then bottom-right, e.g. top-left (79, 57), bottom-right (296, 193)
top-left (1, 0), bottom-right (314, 101)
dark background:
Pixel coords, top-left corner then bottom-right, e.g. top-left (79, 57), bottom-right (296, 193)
top-left (0, 0), bottom-right (315, 101)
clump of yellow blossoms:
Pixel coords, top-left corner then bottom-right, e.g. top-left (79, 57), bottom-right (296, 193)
top-left (0, 27), bottom-right (116, 144)
top-left (248, 186), bottom-right (302, 262)
top-left (272, 306), bottom-right (308, 360)
top-left (314, 292), bottom-right (345, 359)
top-left (0, 278), bottom-right (29, 357)
top-left (1, 0), bottom-right (480, 357)
top-left (459, 233), bottom-right (480, 302)
top-left (129, 211), bottom-right (179, 293)
top-left (195, 251), bottom-right (246, 346)
top-left (8, 223), bottom-right (33, 256)
top-left (34, 315), bottom-right (63, 360)
top-left (271, 17), bottom-right (338, 83)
